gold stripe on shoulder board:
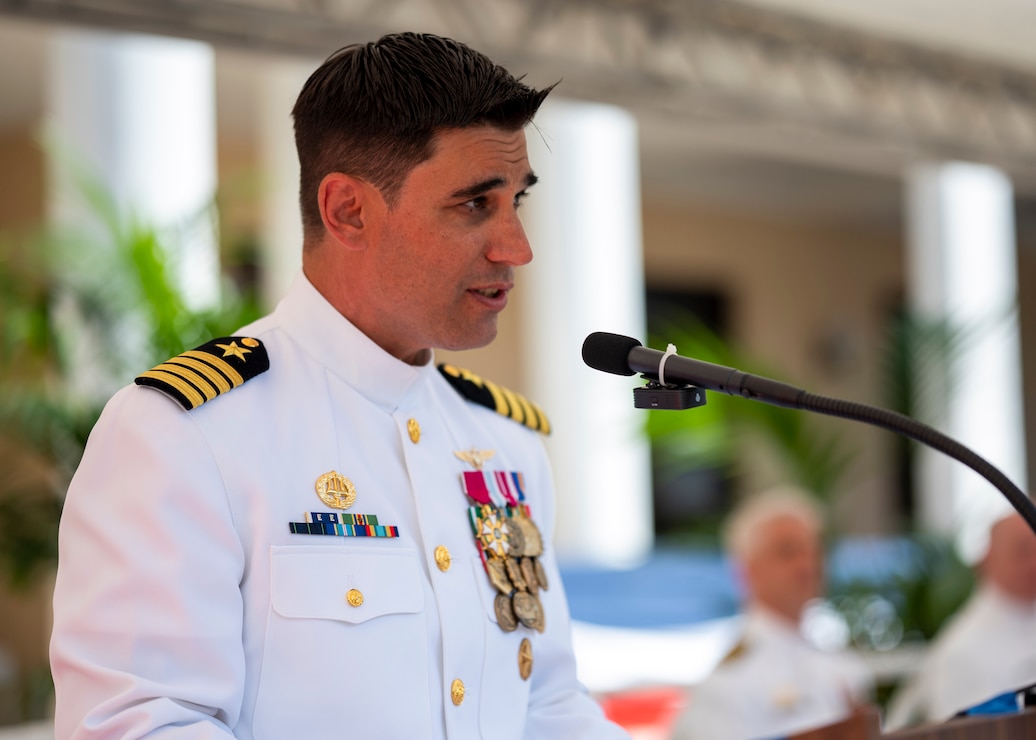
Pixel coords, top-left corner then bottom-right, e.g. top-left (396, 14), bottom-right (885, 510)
top-left (719, 638), bottom-right (748, 666)
top-left (135, 336), bottom-right (270, 410)
top-left (437, 364), bottom-right (550, 435)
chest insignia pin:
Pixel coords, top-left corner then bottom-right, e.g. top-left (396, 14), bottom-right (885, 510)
top-left (315, 470), bottom-right (357, 510)
top-left (454, 447), bottom-right (495, 470)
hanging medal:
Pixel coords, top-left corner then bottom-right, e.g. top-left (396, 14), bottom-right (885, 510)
top-left (456, 449), bottom-right (548, 634)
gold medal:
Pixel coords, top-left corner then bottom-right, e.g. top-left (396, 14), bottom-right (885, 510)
top-left (520, 557), bottom-right (539, 593)
top-left (531, 592), bottom-right (546, 632)
top-left (505, 516), bottom-right (526, 556)
top-left (509, 512), bottom-right (543, 557)
top-left (521, 516), bottom-right (544, 556)
top-left (486, 557), bottom-right (513, 594)
top-left (315, 471), bottom-right (357, 510)
top-left (512, 591), bottom-right (543, 631)
top-left (505, 557), bottom-right (527, 592)
top-left (477, 508), bottom-right (511, 558)
top-left (494, 593), bottom-right (518, 632)
top-left (534, 558), bottom-right (549, 591)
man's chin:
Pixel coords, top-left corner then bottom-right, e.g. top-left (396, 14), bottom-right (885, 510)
top-left (439, 323), bottom-right (499, 353)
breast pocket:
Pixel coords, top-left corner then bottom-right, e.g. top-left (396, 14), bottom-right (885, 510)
top-left (253, 545), bottom-right (430, 739)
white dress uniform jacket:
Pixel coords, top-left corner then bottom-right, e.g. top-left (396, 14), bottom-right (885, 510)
top-left (50, 273), bottom-right (628, 740)
top-left (670, 608), bottom-right (872, 740)
top-left (885, 585), bottom-right (1036, 728)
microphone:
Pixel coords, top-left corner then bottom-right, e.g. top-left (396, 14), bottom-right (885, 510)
top-left (581, 330), bottom-right (1036, 538)
top-left (581, 331), bottom-right (805, 409)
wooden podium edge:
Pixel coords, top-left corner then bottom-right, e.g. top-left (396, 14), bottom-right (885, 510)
top-left (884, 706), bottom-right (1036, 739)
top-left (787, 705), bottom-right (1036, 739)
top-left (789, 707), bottom-right (882, 740)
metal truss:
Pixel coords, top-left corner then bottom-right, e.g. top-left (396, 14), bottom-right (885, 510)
top-left (4, 0), bottom-right (1036, 178)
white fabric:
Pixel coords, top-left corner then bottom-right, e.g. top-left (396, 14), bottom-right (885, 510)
top-left (50, 272), bottom-right (628, 740)
top-left (670, 608), bottom-right (873, 740)
top-left (885, 585), bottom-right (1036, 728)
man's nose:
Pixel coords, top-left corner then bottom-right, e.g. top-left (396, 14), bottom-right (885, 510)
top-left (488, 212), bottom-right (533, 266)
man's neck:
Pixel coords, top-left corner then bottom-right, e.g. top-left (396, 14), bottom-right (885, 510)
top-left (984, 581), bottom-right (1036, 616)
top-left (749, 602), bottom-right (803, 632)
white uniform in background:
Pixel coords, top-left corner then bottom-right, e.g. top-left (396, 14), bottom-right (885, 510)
top-left (670, 607), bottom-right (873, 740)
top-left (50, 273), bottom-right (628, 740)
top-left (886, 585), bottom-right (1036, 728)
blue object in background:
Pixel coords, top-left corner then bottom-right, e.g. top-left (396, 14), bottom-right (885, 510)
top-left (958, 691), bottom-right (1021, 717)
top-left (559, 537), bottom-right (923, 630)
top-left (558, 547), bottom-right (739, 629)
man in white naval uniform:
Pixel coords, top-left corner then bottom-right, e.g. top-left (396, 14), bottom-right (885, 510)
top-left (886, 512), bottom-right (1036, 728)
top-left (671, 488), bottom-right (873, 740)
top-left (49, 32), bottom-right (630, 740)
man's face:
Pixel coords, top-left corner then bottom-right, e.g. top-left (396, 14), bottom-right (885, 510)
top-left (984, 515), bottom-right (1036, 603)
top-left (743, 514), bottom-right (824, 623)
top-left (360, 125), bottom-right (536, 364)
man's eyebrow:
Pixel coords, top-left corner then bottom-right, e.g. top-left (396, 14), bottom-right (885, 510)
top-left (449, 172), bottom-right (539, 200)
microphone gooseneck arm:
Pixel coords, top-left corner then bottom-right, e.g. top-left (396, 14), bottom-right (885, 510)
top-left (584, 331), bottom-right (1036, 536)
top-left (799, 392), bottom-right (1036, 537)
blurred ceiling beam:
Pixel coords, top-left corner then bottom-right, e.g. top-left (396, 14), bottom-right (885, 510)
top-left (4, 0), bottom-right (1036, 183)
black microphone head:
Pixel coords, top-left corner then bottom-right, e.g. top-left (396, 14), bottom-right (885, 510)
top-left (582, 332), bottom-right (642, 376)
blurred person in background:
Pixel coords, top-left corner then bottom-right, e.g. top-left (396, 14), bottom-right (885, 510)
top-left (671, 486), bottom-right (873, 740)
top-left (886, 511), bottom-right (1036, 728)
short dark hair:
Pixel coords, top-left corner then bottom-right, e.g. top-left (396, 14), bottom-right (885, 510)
top-left (292, 32), bottom-right (555, 239)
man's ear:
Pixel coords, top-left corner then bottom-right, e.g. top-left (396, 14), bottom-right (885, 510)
top-left (318, 172), bottom-right (383, 250)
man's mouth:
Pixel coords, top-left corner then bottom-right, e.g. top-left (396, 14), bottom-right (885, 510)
top-left (474, 288), bottom-right (503, 298)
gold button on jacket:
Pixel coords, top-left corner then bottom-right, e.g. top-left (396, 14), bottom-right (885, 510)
top-left (434, 545), bottom-right (452, 572)
top-left (450, 678), bottom-right (465, 706)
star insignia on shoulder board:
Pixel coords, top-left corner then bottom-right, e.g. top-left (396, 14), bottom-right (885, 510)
top-left (134, 336), bottom-right (269, 411)
top-left (216, 341), bottom-right (251, 361)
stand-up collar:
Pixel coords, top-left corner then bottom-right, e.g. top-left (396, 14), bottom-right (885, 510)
top-left (271, 272), bottom-right (435, 412)
top-left (745, 604), bottom-right (808, 647)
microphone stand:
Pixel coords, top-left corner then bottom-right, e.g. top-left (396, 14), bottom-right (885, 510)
top-left (629, 344), bottom-right (1036, 537)
top-left (795, 391), bottom-right (1036, 537)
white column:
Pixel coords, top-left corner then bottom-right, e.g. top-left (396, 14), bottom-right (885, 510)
top-left (905, 162), bottom-right (1028, 562)
top-left (46, 29), bottom-right (219, 309)
top-left (522, 99), bottom-right (653, 567)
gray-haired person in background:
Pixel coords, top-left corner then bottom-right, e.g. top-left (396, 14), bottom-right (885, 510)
top-left (671, 486), bottom-right (873, 740)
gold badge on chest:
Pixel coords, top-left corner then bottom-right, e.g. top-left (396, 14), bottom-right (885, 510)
top-left (315, 470), bottom-right (357, 510)
top-left (287, 469), bottom-right (400, 539)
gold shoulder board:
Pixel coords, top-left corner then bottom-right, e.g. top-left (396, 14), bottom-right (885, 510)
top-left (438, 364), bottom-right (551, 435)
top-left (719, 638), bottom-right (749, 666)
top-left (134, 336), bottom-right (269, 411)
